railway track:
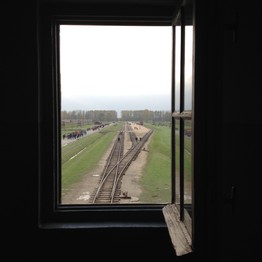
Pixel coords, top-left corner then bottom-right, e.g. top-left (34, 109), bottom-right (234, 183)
top-left (90, 123), bottom-right (153, 204)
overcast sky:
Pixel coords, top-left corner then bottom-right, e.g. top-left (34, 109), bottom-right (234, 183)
top-left (59, 25), bottom-right (192, 113)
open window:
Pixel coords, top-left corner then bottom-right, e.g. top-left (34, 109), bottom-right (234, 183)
top-left (59, 24), bottom-right (173, 205)
top-left (38, 0), bottom-right (194, 256)
top-left (162, 1), bottom-right (194, 255)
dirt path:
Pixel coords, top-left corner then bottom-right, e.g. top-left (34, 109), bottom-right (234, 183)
top-left (61, 122), bottom-right (151, 204)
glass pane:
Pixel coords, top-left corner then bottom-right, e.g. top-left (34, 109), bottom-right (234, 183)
top-left (175, 119), bottom-right (180, 205)
top-left (183, 0), bottom-right (193, 232)
top-left (184, 119), bottom-right (192, 207)
top-left (60, 25), bottom-right (172, 205)
top-left (174, 18), bottom-right (181, 112)
top-left (184, 25), bottom-right (193, 111)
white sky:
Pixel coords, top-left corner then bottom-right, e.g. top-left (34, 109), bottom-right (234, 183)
top-left (59, 25), bottom-right (193, 112)
top-left (59, 25), bottom-right (172, 99)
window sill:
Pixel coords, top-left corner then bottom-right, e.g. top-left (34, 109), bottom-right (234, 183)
top-left (39, 221), bottom-right (167, 229)
top-left (163, 204), bottom-right (193, 256)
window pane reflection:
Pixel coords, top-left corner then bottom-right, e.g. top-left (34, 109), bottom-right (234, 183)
top-left (175, 119), bottom-right (180, 204)
top-left (184, 119), bottom-right (192, 205)
top-left (175, 24), bottom-right (181, 112)
top-left (184, 26), bottom-right (193, 111)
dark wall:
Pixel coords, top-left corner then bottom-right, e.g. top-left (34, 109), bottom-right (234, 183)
top-left (2, 0), bottom-right (38, 255)
top-left (1, 2), bottom-right (37, 261)
top-left (218, 1), bottom-right (262, 260)
top-left (2, 0), bottom-right (261, 260)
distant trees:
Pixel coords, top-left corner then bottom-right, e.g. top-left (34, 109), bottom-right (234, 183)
top-left (61, 109), bottom-right (171, 123)
top-left (121, 109), bottom-right (171, 123)
top-left (61, 110), bottom-right (118, 123)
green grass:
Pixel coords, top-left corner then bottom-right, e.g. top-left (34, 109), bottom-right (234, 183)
top-left (139, 124), bottom-right (172, 203)
top-left (174, 132), bottom-right (192, 203)
top-left (61, 124), bottom-right (122, 192)
top-left (61, 122), bottom-right (192, 204)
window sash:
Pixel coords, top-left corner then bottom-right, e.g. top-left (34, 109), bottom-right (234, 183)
top-left (171, 0), bottom-right (193, 228)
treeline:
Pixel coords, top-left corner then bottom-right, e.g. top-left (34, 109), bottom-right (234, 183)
top-left (61, 109), bottom-right (171, 123)
top-left (61, 110), bottom-right (118, 122)
top-left (121, 109), bottom-right (171, 122)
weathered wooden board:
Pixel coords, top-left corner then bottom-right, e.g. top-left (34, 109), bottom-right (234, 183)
top-left (162, 204), bottom-right (192, 256)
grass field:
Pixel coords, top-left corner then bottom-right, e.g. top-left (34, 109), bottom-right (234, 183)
top-left (138, 123), bottom-right (172, 203)
top-left (62, 123), bottom-right (122, 190)
top-left (61, 121), bottom-right (191, 204)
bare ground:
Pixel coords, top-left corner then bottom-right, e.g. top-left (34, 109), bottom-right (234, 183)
top-left (61, 123), bottom-right (151, 204)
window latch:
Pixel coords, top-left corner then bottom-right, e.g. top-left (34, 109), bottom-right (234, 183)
top-left (224, 185), bottom-right (236, 214)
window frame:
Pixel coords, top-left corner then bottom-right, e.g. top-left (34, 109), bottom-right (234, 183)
top-left (172, 0), bottom-right (194, 223)
top-left (38, 1), bottom-right (175, 227)
top-left (37, 1), bottom-right (195, 246)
